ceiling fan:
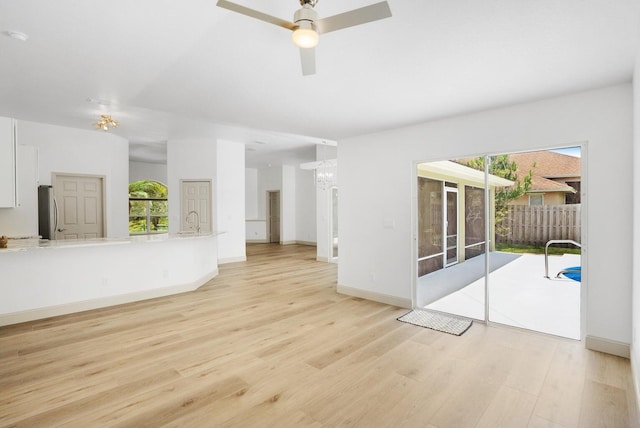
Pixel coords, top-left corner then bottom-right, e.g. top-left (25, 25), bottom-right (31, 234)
top-left (216, 0), bottom-right (392, 76)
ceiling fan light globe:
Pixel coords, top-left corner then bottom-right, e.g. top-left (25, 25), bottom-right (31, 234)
top-left (292, 28), bottom-right (318, 48)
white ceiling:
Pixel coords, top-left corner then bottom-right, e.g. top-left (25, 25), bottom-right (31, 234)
top-left (0, 0), bottom-right (638, 167)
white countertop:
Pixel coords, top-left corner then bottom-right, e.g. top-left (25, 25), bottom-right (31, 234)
top-left (0, 232), bottom-right (224, 253)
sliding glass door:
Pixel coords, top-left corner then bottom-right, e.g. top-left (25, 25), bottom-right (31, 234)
top-left (415, 147), bottom-right (582, 339)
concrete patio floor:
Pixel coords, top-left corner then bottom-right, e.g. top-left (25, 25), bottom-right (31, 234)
top-left (420, 252), bottom-right (581, 340)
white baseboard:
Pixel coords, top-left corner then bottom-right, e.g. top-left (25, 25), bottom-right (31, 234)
top-left (296, 241), bottom-right (317, 246)
top-left (631, 345), bottom-right (640, 419)
top-left (280, 240), bottom-right (297, 245)
top-left (218, 256), bottom-right (247, 264)
top-left (246, 239), bottom-right (268, 243)
top-left (317, 256), bottom-right (330, 262)
top-left (337, 284), bottom-right (412, 309)
top-left (0, 269), bottom-right (218, 327)
top-left (585, 335), bottom-right (630, 358)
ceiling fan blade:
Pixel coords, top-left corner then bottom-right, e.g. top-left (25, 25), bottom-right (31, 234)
top-left (300, 48), bottom-right (316, 76)
top-left (315, 1), bottom-right (391, 34)
top-left (216, 0), bottom-right (297, 31)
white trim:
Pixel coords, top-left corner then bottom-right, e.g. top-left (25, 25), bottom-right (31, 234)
top-left (631, 344), bottom-right (640, 417)
top-left (317, 256), bottom-right (330, 262)
top-left (585, 335), bottom-right (630, 359)
top-left (338, 284), bottom-right (412, 309)
top-left (579, 142), bottom-right (588, 342)
top-left (246, 239), bottom-right (269, 243)
top-left (0, 269), bottom-right (218, 327)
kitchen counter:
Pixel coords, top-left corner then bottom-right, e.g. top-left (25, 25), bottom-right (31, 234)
top-left (0, 232), bottom-right (222, 326)
top-left (0, 232), bottom-right (224, 253)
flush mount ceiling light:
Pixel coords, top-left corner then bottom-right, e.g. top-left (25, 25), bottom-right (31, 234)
top-left (94, 114), bottom-right (119, 131)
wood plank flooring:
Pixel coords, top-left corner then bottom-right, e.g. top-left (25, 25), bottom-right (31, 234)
top-left (1, 243), bottom-right (638, 427)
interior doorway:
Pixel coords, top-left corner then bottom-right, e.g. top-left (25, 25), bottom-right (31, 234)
top-left (52, 173), bottom-right (105, 239)
top-left (267, 190), bottom-right (281, 243)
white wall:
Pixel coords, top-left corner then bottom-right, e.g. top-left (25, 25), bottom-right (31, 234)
top-left (245, 167), bottom-right (265, 242)
top-left (216, 140), bottom-right (246, 263)
top-left (246, 220), bottom-right (267, 241)
top-left (316, 186), bottom-right (330, 261)
top-left (296, 168), bottom-right (316, 245)
top-left (245, 168), bottom-right (258, 219)
top-left (281, 165), bottom-right (296, 244)
top-left (167, 138), bottom-right (217, 234)
top-left (632, 57), bottom-right (640, 407)
top-left (317, 144), bottom-right (337, 162)
top-left (17, 120), bottom-right (129, 238)
top-left (315, 144), bottom-right (337, 260)
top-left (339, 84), bottom-right (633, 346)
top-left (249, 165), bottom-right (316, 245)
top-left (167, 137), bottom-right (246, 263)
top-left (257, 166), bottom-right (282, 218)
top-left (129, 161), bottom-right (167, 184)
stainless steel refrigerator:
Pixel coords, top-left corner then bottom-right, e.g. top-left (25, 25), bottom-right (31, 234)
top-left (38, 185), bottom-right (58, 240)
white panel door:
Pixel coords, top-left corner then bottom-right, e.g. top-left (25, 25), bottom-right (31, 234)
top-left (53, 174), bottom-right (104, 240)
top-left (181, 180), bottom-right (212, 233)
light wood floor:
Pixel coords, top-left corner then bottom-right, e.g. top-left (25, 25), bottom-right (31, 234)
top-left (1, 244), bottom-right (638, 427)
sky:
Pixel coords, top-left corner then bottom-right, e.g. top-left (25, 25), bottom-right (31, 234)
top-left (550, 146), bottom-right (581, 157)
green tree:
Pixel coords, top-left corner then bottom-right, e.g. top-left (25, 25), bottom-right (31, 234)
top-left (466, 155), bottom-right (534, 236)
top-left (128, 180), bottom-right (167, 199)
top-left (128, 180), bottom-right (168, 233)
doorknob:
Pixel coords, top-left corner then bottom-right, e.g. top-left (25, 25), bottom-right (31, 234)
top-left (57, 228), bottom-right (66, 232)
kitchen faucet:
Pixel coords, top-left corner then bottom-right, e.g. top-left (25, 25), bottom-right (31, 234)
top-left (186, 210), bottom-right (201, 234)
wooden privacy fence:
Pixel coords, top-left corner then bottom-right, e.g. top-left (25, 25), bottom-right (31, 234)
top-left (496, 204), bottom-right (581, 246)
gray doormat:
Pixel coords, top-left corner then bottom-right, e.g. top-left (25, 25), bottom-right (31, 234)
top-left (397, 309), bottom-right (473, 336)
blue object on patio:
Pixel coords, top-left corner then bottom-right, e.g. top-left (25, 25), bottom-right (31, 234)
top-left (557, 266), bottom-right (581, 282)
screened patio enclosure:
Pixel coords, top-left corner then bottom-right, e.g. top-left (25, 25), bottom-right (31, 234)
top-left (417, 161), bottom-right (513, 279)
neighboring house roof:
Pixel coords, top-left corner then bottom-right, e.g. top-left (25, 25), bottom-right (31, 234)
top-left (453, 150), bottom-right (580, 194)
top-left (509, 150), bottom-right (580, 194)
top-left (528, 176), bottom-right (576, 193)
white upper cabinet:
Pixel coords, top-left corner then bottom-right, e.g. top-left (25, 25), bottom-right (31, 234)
top-left (0, 117), bottom-right (17, 208)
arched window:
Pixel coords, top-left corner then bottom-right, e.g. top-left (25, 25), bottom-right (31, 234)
top-left (128, 180), bottom-right (168, 234)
